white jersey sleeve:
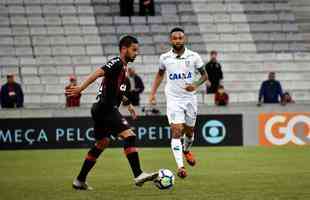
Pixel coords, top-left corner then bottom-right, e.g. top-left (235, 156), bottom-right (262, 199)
top-left (194, 53), bottom-right (204, 70)
top-left (159, 55), bottom-right (166, 71)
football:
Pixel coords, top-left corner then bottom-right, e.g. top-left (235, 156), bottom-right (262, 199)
top-left (154, 169), bottom-right (175, 190)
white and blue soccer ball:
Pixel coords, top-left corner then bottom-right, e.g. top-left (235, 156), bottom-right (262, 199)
top-left (154, 169), bottom-right (175, 190)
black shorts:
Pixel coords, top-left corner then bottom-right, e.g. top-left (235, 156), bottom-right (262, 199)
top-left (91, 102), bottom-right (131, 141)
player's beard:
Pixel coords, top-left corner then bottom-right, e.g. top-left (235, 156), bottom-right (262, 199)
top-left (172, 44), bottom-right (184, 52)
top-left (125, 55), bottom-right (136, 63)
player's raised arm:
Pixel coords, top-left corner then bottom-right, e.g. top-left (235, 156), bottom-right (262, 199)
top-left (149, 68), bottom-right (165, 105)
top-left (65, 68), bottom-right (105, 97)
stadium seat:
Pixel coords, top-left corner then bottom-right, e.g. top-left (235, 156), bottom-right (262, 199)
top-left (16, 47), bottom-right (33, 56)
top-left (30, 27), bottom-right (47, 35)
top-left (0, 0), bottom-right (309, 108)
top-left (32, 36), bottom-right (50, 45)
top-left (13, 27), bottom-right (29, 36)
top-left (0, 37), bottom-right (13, 45)
top-left (28, 17), bottom-right (45, 25)
top-left (45, 17), bottom-right (62, 26)
top-left (62, 16), bottom-right (79, 25)
top-left (86, 45), bottom-right (103, 56)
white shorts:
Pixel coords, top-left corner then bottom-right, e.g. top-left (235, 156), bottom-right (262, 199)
top-left (166, 98), bottom-right (198, 127)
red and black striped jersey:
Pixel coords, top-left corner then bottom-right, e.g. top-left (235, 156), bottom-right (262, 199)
top-left (99, 57), bottom-right (127, 109)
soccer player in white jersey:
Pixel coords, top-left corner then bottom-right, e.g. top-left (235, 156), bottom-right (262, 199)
top-left (149, 27), bottom-right (210, 178)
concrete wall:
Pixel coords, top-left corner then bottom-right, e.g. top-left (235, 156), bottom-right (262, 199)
top-left (289, 0), bottom-right (310, 50)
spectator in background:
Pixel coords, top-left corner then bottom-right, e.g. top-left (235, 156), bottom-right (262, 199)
top-left (65, 75), bottom-right (81, 107)
top-left (214, 85), bottom-right (229, 106)
top-left (257, 72), bottom-right (283, 106)
top-left (282, 91), bottom-right (295, 105)
top-left (139, 0), bottom-right (155, 16)
top-left (124, 67), bottom-right (144, 106)
top-left (0, 73), bottom-right (24, 108)
top-left (205, 50), bottom-right (223, 94)
top-left (120, 0), bottom-right (134, 16)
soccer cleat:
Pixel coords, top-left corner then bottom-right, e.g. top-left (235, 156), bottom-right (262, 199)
top-left (183, 151), bottom-right (196, 166)
top-left (134, 172), bottom-right (159, 187)
top-left (177, 167), bottom-right (187, 179)
top-left (72, 179), bottom-right (93, 190)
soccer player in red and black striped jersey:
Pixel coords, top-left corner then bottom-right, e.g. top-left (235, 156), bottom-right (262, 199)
top-left (66, 35), bottom-right (158, 190)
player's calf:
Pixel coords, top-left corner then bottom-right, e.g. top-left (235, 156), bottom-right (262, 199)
top-left (182, 126), bottom-right (196, 166)
top-left (123, 135), bottom-right (143, 178)
top-left (171, 124), bottom-right (185, 171)
top-left (183, 125), bottom-right (194, 148)
top-left (74, 138), bottom-right (109, 188)
top-left (122, 132), bottom-right (158, 186)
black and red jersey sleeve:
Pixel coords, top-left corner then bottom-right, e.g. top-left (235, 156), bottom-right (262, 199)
top-left (101, 57), bottom-right (122, 76)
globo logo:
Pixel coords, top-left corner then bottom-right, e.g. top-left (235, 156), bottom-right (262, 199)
top-left (202, 120), bottom-right (226, 144)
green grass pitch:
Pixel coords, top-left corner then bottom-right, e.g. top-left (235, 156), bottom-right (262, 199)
top-left (0, 147), bottom-right (309, 200)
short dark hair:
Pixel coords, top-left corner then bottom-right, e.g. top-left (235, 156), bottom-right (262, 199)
top-left (210, 50), bottom-right (218, 55)
top-left (119, 35), bottom-right (139, 50)
top-left (170, 27), bottom-right (185, 35)
top-left (6, 73), bottom-right (13, 78)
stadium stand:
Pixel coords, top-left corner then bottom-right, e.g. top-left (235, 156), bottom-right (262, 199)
top-left (289, 0), bottom-right (310, 50)
top-left (0, 0), bottom-right (309, 108)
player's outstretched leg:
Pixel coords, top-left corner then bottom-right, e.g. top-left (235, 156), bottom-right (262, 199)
top-left (171, 124), bottom-right (187, 178)
top-left (120, 129), bottom-right (158, 186)
top-left (73, 138), bottom-right (110, 190)
top-left (183, 125), bottom-right (196, 166)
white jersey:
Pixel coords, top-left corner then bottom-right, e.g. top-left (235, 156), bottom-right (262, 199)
top-left (159, 48), bottom-right (204, 101)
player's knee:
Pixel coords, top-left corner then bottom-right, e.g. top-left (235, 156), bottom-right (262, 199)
top-left (172, 132), bottom-right (182, 138)
top-left (171, 125), bottom-right (183, 138)
top-left (95, 138), bottom-right (110, 150)
top-left (119, 129), bottom-right (136, 140)
top-left (123, 135), bottom-right (138, 155)
top-left (85, 138), bottom-right (109, 161)
top-left (184, 126), bottom-right (195, 137)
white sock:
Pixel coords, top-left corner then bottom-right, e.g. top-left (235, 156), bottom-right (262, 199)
top-left (183, 134), bottom-right (194, 152)
top-left (171, 138), bottom-right (184, 169)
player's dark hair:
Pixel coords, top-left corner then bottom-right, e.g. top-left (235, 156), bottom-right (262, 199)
top-left (210, 50), bottom-right (218, 55)
top-left (119, 35), bottom-right (139, 50)
top-left (170, 27), bottom-right (185, 35)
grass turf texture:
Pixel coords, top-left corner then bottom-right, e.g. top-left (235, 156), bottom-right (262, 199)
top-left (0, 147), bottom-right (309, 200)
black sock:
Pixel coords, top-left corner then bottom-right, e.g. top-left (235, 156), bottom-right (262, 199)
top-left (126, 152), bottom-right (143, 178)
top-left (77, 147), bottom-right (103, 182)
top-left (77, 159), bottom-right (96, 182)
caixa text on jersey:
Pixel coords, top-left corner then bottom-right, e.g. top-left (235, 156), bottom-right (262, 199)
top-left (169, 72), bottom-right (192, 80)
